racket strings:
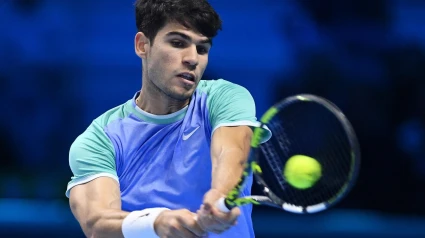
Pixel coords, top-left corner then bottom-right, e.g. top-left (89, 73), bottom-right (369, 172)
top-left (315, 115), bottom-right (349, 203)
top-left (279, 107), bottom-right (314, 205)
top-left (270, 120), bottom-right (291, 157)
top-left (278, 103), bottom-right (327, 206)
top-left (309, 105), bottom-right (351, 203)
top-left (326, 116), bottom-right (352, 183)
top-left (259, 130), bottom-right (287, 191)
top-left (258, 100), bottom-right (355, 207)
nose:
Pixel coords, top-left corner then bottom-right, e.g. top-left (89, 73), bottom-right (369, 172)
top-left (182, 45), bottom-right (199, 68)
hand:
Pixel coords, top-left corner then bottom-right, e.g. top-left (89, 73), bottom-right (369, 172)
top-left (196, 189), bottom-right (240, 234)
top-left (154, 209), bottom-right (206, 238)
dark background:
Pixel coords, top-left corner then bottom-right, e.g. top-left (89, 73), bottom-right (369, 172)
top-left (1, 0), bottom-right (425, 237)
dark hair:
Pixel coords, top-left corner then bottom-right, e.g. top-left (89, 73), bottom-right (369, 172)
top-left (134, 0), bottom-right (222, 44)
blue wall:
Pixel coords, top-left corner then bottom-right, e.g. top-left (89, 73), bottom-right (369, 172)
top-left (1, 0), bottom-right (425, 237)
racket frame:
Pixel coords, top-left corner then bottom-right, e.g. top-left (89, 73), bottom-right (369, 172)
top-left (221, 94), bottom-right (361, 214)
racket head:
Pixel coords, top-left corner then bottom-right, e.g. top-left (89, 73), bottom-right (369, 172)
top-left (252, 94), bottom-right (360, 213)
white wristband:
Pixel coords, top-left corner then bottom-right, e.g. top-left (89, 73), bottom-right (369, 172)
top-left (122, 207), bottom-right (170, 238)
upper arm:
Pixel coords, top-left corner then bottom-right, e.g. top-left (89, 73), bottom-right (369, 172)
top-left (210, 126), bottom-right (252, 167)
top-left (206, 80), bottom-right (259, 132)
top-left (67, 122), bottom-right (121, 235)
top-left (205, 80), bottom-right (269, 162)
top-left (69, 177), bottom-right (122, 229)
top-left (67, 122), bottom-right (118, 197)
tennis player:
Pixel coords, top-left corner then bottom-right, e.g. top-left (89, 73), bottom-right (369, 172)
top-left (66, 0), bottom-right (270, 237)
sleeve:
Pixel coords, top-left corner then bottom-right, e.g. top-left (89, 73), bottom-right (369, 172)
top-left (207, 80), bottom-right (272, 142)
top-left (66, 121), bottom-right (118, 197)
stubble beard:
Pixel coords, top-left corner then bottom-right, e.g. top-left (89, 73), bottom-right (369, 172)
top-left (148, 70), bottom-right (192, 102)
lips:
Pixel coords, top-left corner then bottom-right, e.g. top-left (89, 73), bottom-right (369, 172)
top-left (177, 72), bottom-right (195, 82)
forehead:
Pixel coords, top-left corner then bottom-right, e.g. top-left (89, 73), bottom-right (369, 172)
top-left (157, 21), bottom-right (209, 41)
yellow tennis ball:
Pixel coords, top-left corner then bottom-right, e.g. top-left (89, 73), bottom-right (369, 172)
top-left (284, 155), bottom-right (322, 189)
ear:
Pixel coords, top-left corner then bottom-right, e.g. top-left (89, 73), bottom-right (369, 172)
top-left (135, 32), bottom-right (150, 59)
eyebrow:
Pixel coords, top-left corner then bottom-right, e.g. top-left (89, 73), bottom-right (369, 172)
top-left (165, 31), bottom-right (212, 46)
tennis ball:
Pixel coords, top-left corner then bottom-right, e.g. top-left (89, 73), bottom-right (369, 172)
top-left (284, 155), bottom-right (322, 190)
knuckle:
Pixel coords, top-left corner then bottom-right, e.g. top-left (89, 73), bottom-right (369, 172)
top-left (231, 208), bottom-right (241, 216)
top-left (169, 219), bottom-right (180, 230)
top-left (231, 211), bottom-right (240, 219)
top-left (176, 209), bottom-right (191, 218)
top-left (182, 209), bottom-right (192, 216)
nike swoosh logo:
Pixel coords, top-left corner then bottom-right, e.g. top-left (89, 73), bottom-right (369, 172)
top-left (183, 126), bottom-right (200, 141)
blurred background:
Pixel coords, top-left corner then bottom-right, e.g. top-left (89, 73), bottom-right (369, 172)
top-left (1, 0), bottom-right (425, 237)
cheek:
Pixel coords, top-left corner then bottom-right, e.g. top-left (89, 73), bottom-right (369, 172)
top-left (162, 54), bottom-right (176, 65)
top-left (198, 57), bottom-right (209, 72)
top-left (150, 49), bottom-right (175, 70)
top-left (160, 48), bottom-right (178, 64)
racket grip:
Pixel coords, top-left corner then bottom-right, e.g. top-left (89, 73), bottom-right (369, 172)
top-left (215, 197), bottom-right (231, 213)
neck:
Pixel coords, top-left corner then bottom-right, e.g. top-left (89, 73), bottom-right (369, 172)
top-left (136, 75), bottom-right (189, 115)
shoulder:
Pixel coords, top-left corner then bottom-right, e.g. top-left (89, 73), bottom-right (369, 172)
top-left (71, 100), bottom-right (131, 152)
top-left (196, 79), bottom-right (251, 97)
top-left (90, 100), bottom-right (132, 131)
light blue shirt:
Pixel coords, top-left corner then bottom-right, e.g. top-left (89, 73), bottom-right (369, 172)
top-left (66, 79), bottom-right (271, 237)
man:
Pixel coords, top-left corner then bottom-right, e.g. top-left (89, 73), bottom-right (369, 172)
top-left (66, 0), bottom-right (270, 237)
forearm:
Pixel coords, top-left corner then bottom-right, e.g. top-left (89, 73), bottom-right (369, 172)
top-left (211, 147), bottom-right (249, 195)
top-left (82, 209), bottom-right (129, 238)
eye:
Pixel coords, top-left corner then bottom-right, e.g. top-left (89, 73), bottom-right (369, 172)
top-left (197, 46), bottom-right (209, 55)
top-left (171, 40), bottom-right (185, 48)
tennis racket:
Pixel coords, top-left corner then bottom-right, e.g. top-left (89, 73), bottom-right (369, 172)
top-left (216, 94), bottom-right (360, 214)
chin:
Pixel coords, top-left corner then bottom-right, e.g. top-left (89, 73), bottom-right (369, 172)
top-left (167, 85), bottom-right (195, 99)
top-left (167, 90), bottom-right (193, 101)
